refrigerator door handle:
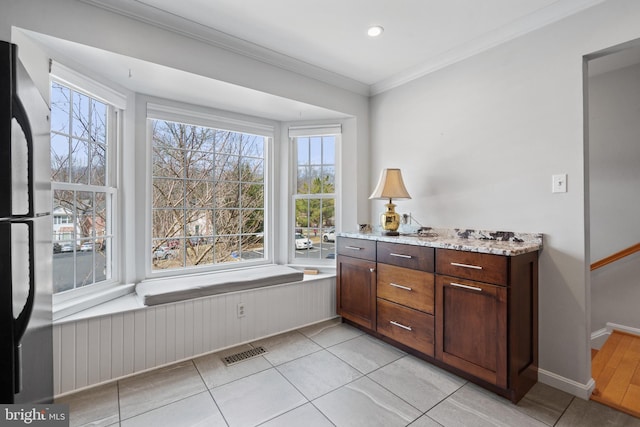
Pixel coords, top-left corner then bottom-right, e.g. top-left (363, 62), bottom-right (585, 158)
top-left (13, 220), bottom-right (34, 344)
top-left (11, 95), bottom-right (34, 219)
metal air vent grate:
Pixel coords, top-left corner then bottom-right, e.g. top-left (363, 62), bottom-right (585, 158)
top-left (222, 346), bottom-right (268, 366)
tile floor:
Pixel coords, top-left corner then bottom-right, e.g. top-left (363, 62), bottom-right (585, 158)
top-left (56, 318), bottom-right (640, 427)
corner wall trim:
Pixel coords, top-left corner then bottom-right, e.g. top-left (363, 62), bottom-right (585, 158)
top-left (538, 368), bottom-right (595, 400)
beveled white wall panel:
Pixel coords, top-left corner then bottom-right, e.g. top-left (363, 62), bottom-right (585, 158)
top-left (53, 278), bottom-right (336, 395)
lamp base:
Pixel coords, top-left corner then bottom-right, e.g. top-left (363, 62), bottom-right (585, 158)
top-left (380, 202), bottom-right (401, 235)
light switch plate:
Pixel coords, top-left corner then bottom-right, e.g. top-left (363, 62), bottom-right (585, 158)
top-left (552, 174), bottom-right (567, 193)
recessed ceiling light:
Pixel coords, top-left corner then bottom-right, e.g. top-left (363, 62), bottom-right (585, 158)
top-left (367, 26), bottom-right (384, 38)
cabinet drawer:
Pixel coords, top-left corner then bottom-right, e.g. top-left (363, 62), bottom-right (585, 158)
top-left (436, 248), bottom-right (507, 285)
top-left (377, 242), bottom-right (434, 272)
top-left (337, 237), bottom-right (376, 261)
top-left (377, 298), bottom-right (434, 356)
top-left (377, 263), bottom-right (434, 314)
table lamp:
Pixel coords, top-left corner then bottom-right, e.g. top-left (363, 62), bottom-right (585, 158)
top-left (369, 168), bottom-right (411, 236)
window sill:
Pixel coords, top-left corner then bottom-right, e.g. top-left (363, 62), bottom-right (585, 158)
top-left (53, 283), bottom-right (136, 323)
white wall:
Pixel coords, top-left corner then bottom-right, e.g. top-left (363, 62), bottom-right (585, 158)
top-left (370, 0), bottom-right (640, 396)
top-left (588, 62), bottom-right (640, 332)
top-left (588, 62), bottom-right (640, 262)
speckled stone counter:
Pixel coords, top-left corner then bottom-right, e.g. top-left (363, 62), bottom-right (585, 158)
top-left (338, 228), bottom-right (542, 256)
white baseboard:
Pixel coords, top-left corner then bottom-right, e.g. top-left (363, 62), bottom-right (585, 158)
top-left (590, 322), bottom-right (640, 349)
top-left (538, 369), bottom-right (595, 400)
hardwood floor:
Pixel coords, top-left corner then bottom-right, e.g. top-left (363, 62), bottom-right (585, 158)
top-left (591, 330), bottom-right (640, 418)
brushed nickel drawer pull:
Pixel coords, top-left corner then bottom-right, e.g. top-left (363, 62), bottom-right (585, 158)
top-left (390, 320), bottom-right (412, 331)
top-left (345, 246), bottom-right (363, 251)
top-left (450, 282), bottom-right (482, 292)
top-left (390, 253), bottom-right (413, 259)
top-left (390, 282), bottom-right (412, 291)
top-left (450, 262), bottom-right (483, 270)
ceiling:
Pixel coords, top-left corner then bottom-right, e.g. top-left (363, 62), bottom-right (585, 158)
top-left (22, 0), bottom-right (640, 121)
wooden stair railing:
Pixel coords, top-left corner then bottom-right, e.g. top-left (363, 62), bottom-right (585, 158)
top-left (591, 242), bottom-right (640, 271)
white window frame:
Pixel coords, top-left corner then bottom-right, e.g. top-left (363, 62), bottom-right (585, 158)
top-left (50, 63), bottom-right (125, 307)
top-left (289, 124), bottom-right (341, 266)
top-left (146, 101), bottom-right (275, 279)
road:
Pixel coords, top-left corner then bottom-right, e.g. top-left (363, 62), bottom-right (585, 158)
top-left (53, 251), bottom-right (106, 293)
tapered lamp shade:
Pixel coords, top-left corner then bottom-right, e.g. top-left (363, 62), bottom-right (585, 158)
top-left (369, 168), bottom-right (412, 200)
top-left (369, 169), bottom-right (411, 236)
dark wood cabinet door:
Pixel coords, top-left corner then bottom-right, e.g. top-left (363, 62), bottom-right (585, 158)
top-left (337, 255), bottom-right (377, 330)
top-left (435, 275), bottom-right (507, 388)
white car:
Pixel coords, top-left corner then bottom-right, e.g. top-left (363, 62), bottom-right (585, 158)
top-left (295, 233), bottom-right (312, 250)
top-left (153, 246), bottom-right (173, 260)
top-left (322, 229), bottom-right (336, 242)
top-left (80, 242), bottom-right (94, 252)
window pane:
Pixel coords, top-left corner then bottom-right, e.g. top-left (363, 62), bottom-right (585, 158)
top-left (95, 192), bottom-right (107, 237)
top-left (297, 166), bottom-right (309, 194)
top-left (91, 99), bottom-right (107, 144)
top-left (323, 137), bottom-right (335, 164)
top-left (153, 209), bottom-right (185, 239)
top-left (241, 158), bottom-right (263, 182)
top-left (71, 139), bottom-right (89, 184)
top-left (91, 143), bottom-right (106, 186)
top-left (51, 133), bottom-right (69, 182)
top-left (309, 137), bottom-right (322, 165)
top-left (241, 184), bottom-right (264, 209)
top-left (297, 138), bottom-right (309, 165)
top-left (72, 92), bottom-right (90, 139)
top-left (76, 191), bottom-right (94, 238)
top-left (153, 148), bottom-right (185, 179)
top-left (153, 178), bottom-right (184, 208)
top-left (186, 181), bottom-right (213, 208)
top-left (50, 83), bottom-right (70, 135)
top-left (186, 240), bottom-right (214, 267)
top-left (242, 136), bottom-right (264, 158)
top-left (214, 235), bottom-right (240, 263)
top-left (321, 166), bottom-right (335, 193)
top-left (242, 209), bottom-right (264, 234)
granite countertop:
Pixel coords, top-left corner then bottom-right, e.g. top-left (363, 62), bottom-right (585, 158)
top-left (338, 228), bottom-right (542, 256)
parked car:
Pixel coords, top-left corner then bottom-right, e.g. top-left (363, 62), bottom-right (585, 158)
top-left (322, 228), bottom-right (336, 242)
top-left (53, 243), bottom-right (61, 254)
top-left (80, 242), bottom-right (94, 252)
top-left (153, 246), bottom-right (173, 260)
top-left (60, 243), bottom-right (74, 253)
top-left (295, 233), bottom-right (312, 250)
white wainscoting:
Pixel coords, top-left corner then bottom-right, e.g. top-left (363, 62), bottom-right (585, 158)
top-left (53, 277), bottom-right (336, 395)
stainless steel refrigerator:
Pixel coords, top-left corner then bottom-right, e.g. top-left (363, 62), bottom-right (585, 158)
top-left (0, 40), bottom-right (53, 404)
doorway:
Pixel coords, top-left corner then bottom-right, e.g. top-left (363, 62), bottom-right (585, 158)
top-left (584, 39), bottom-right (640, 416)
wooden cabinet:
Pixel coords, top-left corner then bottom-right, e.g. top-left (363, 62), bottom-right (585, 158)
top-left (336, 238), bottom-right (377, 330)
top-left (336, 236), bottom-right (539, 403)
top-left (435, 275), bottom-right (507, 387)
top-left (435, 248), bottom-right (539, 402)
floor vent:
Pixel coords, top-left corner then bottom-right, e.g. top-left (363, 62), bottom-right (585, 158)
top-left (222, 346), bottom-right (268, 366)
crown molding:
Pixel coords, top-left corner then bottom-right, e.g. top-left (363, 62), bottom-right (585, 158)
top-left (80, 0), bottom-right (370, 96)
top-left (370, 0), bottom-right (606, 95)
